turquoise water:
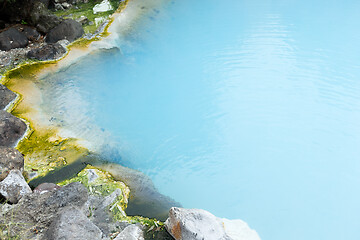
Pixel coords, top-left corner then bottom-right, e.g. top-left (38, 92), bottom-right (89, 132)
top-left (40, 0), bottom-right (360, 239)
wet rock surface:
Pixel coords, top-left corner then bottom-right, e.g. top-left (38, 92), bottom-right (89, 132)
top-left (46, 19), bottom-right (84, 43)
top-left (0, 84), bottom-right (16, 110)
top-left (0, 110), bottom-right (27, 147)
top-left (0, 147), bottom-right (24, 181)
top-left (27, 42), bottom-right (66, 60)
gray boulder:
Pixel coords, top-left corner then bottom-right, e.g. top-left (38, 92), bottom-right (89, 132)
top-left (27, 43), bottom-right (66, 61)
top-left (45, 206), bottom-right (103, 240)
top-left (165, 207), bottom-right (231, 240)
top-left (0, 147), bottom-right (24, 181)
top-left (33, 182), bottom-right (61, 194)
top-left (0, 84), bottom-right (16, 110)
top-left (0, 110), bottom-right (27, 147)
top-left (0, 169), bottom-right (32, 203)
top-left (44, 181), bottom-right (88, 208)
top-left (114, 224), bottom-right (144, 240)
top-left (0, 182), bottom-right (89, 239)
top-left (0, 28), bottom-right (28, 51)
top-left (46, 19), bottom-right (84, 43)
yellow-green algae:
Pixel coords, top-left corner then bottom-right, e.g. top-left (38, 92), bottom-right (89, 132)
top-left (58, 166), bottom-right (130, 214)
top-left (0, 0), bottom-right (131, 181)
top-left (0, 0), bottom-right (169, 229)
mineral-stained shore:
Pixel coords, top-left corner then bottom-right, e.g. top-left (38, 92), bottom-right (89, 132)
top-left (0, 0), bottom-right (260, 239)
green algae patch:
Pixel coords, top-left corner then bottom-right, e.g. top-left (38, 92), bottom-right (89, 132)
top-left (19, 129), bottom-right (90, 182)
top-left (58, 166), bottom-right (130, 215)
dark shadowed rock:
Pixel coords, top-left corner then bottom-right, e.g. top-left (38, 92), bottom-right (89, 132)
top-left (46, 19), bottom-right (84, 43)
top-left (27, 43), bottom-right (66, 61)
top-left (0, 28), bottom-right (28, 51)
top-left (0, 84), bottom-right (16, 110)
top-left (0, 110), bottom-right (27, 147)
top-left (0, 169), bottom-right (32, 203)
top-left (33, 182), bottom-right (61, 194)
top-left (16, 25), bottom-right (41, 41)
top-left (36, 14), bottom-right (62, 34)
top-left (45, 206), bottom-right (103, 240)
top-left (165, 207), bottom-right (231, 240)
top-left (0, 147), bottom-right (24, 181)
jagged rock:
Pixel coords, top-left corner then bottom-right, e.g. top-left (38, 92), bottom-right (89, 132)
top-left (0, 28), bottom-right (28, 51)
top-left (33, 182), bottom-right (61, 194)
top-left (0, 84), bottom-right (16, 110)
top-left (0, 182), bottom-right (89, 239)
top-left (27, 43), bottom-right (66, 61)
top-left (165, 207), bottom-right (231, 240)
top-left (46, 19), bottom-right (84, 43)
top-left (0, 169), bottom-right (32, 203)
top-left (45, 206), bottom-right (103, 240)
top-left (0, 110), bottom-right (27, 147)
top-left (93, 0), bottom-right (113, 14)
top-left (0, 147), bottom-right (24, 181)
top-left (114, 224), bottom-right (145, 240)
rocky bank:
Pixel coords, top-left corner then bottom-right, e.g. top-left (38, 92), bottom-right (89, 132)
top-left (0, 0), bottom-right (261, 239)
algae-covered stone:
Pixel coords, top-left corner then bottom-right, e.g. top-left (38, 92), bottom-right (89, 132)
top-left (58, 166), bottom-right (130, 219)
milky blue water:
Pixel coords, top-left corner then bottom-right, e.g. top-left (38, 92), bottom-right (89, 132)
top-left (40, 0), bottom-right (360, 239)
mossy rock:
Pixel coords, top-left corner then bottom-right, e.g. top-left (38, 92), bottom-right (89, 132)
top-left (58, 166), bottom-right (130, 216)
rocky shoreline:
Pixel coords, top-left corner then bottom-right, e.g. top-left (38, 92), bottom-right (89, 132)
top-left (0, 0), bottom-right (260, 239)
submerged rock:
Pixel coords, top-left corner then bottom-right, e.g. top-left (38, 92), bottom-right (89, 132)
top-left (27, 43), bottom-right (66, 61)
top-left (46, 19), bottom-right (84, 43)
top-left (0, 110), bottom-right (27, 147)
top-left (165, 207), bottom-right (231, 240)
top-left (0, 84), bottom-right (16, 110)
top-left (45, 206), bottom-right (103, 240)
top-left (0, 147), bottom-right (24, 181)
top-left (0, 169), bottom-right (32, 203)
top-left (0, 28), bottom-right (28, 51)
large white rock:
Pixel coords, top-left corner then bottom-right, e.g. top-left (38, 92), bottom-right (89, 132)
top-left (221, 218), bottom-right (261, 240)
top-left (165, 207), bottom-right (231, 240)
top-left (114, 224), bottom-right (144, 240)
top-left (93, 0), bottom-right (113, 14)
top-left (0, 169), bottom-right (32, 203)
